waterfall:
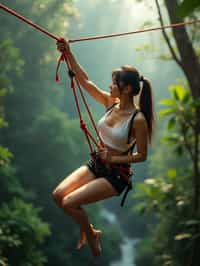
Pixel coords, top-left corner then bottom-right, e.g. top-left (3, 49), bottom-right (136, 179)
top-left (100, 208), bottom-right (140, 266)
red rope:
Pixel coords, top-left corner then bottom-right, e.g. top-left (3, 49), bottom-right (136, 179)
top-left (1, 3), bottom-right (200, 44)
top-left (73, 75), bottom-right (104, 147)
top-left (59, 51), bottom-right (101, 153)
top-left (0, 4), bottom-right (59, 41)
top-left (68, 19), bottom-right (200, 43)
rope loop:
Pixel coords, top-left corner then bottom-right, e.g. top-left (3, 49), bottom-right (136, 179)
top-left (55, 53), bottom-right (65, 82)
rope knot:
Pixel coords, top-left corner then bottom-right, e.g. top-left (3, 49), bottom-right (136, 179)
top-left (80, 120), bottom-right (87, 131)
top-left (68, 69), bottom-right (75, 78)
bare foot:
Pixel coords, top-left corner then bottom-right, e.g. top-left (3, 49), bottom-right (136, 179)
top-left (76, 228), bottom-right (87, 250)
top-left (76, 224), bottom-right (102, 251)
top-left (90, 230), bottom-right (102, 257)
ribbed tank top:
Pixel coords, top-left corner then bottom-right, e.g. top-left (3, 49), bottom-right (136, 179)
top-left (97, 104), bottom-right (139, 152)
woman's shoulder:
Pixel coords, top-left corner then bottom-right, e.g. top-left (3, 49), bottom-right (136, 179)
top-left (105, 98), bottom-right (119, 112)
top-left (133, 110), bottom-right (148, 130)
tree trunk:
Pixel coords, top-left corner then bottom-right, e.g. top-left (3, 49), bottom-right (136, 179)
top-left (164, 0), bottom-right (200, 99)
top-left (164, 1), bottom-right (200, 266)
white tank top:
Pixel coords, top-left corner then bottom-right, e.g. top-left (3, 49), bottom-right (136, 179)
top-left (97, 104), bottom-right (139, 152)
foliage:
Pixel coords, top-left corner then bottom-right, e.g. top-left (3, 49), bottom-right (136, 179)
top-left (133, 86), bottom-right (200, 266)
top-left (134, 238), bottom-right (155, 266)
top-left (0, 198), bottom-right (50, 266)
top-left (0, 36), bottom-right (51, 266)
top-left (0, 39), bottom-right (24, 78)
top-left (159, 85), bottom-right (200, 157)
top-left (177, 0), bottom-right (200, 18)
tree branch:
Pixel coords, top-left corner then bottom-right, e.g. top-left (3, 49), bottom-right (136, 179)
top-left (154, 0), bottom-right (183, 67)
top-left (164, 0), bottom-right (200, 99)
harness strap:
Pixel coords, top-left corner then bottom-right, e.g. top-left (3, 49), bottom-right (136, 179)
top-left (120, 109), bottom-right (140, 206)
top-left (120, 182), bottom-right (132, 207)
top-left (122, 109), bottom-right (140, 155)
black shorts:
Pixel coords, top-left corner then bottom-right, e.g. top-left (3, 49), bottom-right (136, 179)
top-left (85, 153), bottom-right (132, 196)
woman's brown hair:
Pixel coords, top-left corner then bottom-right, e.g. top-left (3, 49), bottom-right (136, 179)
top-left (112, 65), bottom-right (155, 145)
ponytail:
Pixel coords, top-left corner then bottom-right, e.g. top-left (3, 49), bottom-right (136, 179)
top-left (112, 65), bottom-right (155, 146)
top-left (139, 77), bottom-right (155, 146)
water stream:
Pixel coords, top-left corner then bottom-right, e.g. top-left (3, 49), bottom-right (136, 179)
top-left (100, 208), bottom-right (140, 266)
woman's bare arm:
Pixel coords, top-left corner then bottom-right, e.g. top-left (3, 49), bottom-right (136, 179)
top-left (57, 39), bottom-right (114, 107)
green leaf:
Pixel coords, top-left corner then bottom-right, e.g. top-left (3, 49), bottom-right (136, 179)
top-left (176, 86), bottom-right (188, 102)
top-left (174, 145), bottom-right (184, 156)
top-left (159, 98), bottom-right (176, 106)
top-left (169, 85), bottom-right (187, 102)
top-left (0, 118), bottom-right (8, 129)
top-left (169, 86), bottom-right (179, 101)
top-left (162, 134), bottom-right (179, 144)
top-left (0, 88), bottom-right (7, 97)
top-left (133, 202), bottom-right (147, 214)
top-left (167, 117), bottom-right (176, 130)
top-left (0, 146), bottom-right (13, 166)
top-left (159, 109), bottom-right (175, 118)
top-left (167, 169), bottom-right (177, 179)
top-left (182, 92), bottom-right (191, 104)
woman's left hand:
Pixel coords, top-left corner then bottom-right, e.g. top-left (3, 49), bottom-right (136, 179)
top-left (98, 148), bottom-right (112, 164)
top-left (56, 38), bottom-right (71, 53)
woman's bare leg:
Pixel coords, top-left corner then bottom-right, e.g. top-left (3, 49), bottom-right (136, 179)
top-left (53, 166), bottom-right (98, 249)
top-left (53, 166), bottom-right (96, 207)
top-left (61, 177), bottom-right (118, 256)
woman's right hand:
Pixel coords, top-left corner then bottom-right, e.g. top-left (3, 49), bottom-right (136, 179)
top-left (56, 38), bottom-right (71, 54)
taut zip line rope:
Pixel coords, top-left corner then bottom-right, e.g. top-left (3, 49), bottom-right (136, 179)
top-left (68, 19), bottom-right (200, 43)
top-left (1, 3), bottom-right (200, 43)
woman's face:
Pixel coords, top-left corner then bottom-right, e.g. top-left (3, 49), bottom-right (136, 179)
top-left (109, 75), bottom-right (120, 98)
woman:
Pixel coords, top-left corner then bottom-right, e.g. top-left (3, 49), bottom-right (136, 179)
top-left (53, 39), bottom-right (155, 257)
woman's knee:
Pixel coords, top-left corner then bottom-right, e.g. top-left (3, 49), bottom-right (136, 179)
top-left (52, 188), bottom-right (63, 207)
top-left (61, 193), bottom-right (81, 211)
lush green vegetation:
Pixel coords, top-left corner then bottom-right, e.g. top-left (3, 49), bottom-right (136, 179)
top-left (134, 86), bottom-right (200, 266)
top-left (131, 1), bottom-right (200, 265)
top-left (1, 0), bottom-right (199, 266)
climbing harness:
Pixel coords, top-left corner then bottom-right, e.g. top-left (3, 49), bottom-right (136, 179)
top-left (1, 3), bottom-right (200, 206)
